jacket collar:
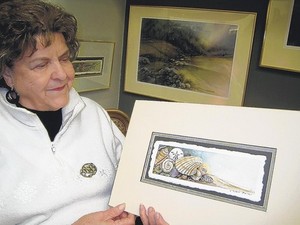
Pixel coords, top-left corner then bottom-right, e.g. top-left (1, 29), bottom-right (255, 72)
top-left (0, 87), bottom-right (85, 127)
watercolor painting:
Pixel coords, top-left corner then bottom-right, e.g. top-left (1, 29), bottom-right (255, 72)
top-left (124, 6), bottom-right (256, 105)
top-left (72, 57), bottom-right (103, 78)
top-left (141, 132), bottom-right (276, 211)
top-left (138, 18), bottom-right (237, 98)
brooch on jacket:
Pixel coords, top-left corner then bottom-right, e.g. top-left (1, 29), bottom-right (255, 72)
top-left (80, 163), bottom-right (97, 178)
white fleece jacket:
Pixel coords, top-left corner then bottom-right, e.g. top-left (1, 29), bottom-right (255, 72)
top-left (0, 88), bottom-right (125, 225)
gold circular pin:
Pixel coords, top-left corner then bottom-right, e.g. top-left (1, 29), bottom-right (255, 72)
top-left (80, 163), bottom-right (97, 178)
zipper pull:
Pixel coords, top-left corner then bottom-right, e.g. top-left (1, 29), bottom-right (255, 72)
top-left (51, 144), bottom-right (56, 153)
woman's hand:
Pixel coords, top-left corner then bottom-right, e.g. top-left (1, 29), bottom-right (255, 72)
top-left (72, 203), bottom-right (135, 225)
top-left (139, 204), bottom-right (169, 225)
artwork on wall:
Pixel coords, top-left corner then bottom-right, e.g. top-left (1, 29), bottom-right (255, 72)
top-left (141, 132), bottom-right (276, 211)
top-left (260, 0), bottom-right (300, 73)
top-left (124, 6), bottom-right (256, 106)
top-left (73, 40), bottom-right (115, 92)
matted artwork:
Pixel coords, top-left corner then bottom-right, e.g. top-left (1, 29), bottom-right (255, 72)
top-left (260, 0), bottom-right (300, 72)
top-left (124, 6), bottom-right (256, 105)
top-left (73, 40), bottom-right (115, 92)
top-left (73, 58), bottom-right (103, 77)
top-left (141, 132), bottom-right (276, 211)
top-left (109, 100), bottom-right (300, 225)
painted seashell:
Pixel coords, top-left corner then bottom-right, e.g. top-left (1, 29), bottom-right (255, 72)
top-left (153, 165), bottom-right (163, 174)
top-left (161, 158), bottom-right (174, 173)
top-left (180, 174), bottom-right (188, 180)
top-left (199, 163), bottom-right (210, 175)
top-left (169, 167), bottom-right (180, 177)
top-left (168, 148), bottom-right (184, 161)
top-left (175, 156), bottom-right (203, 176)
top-left (200, 174), bottom-right (214, 183)
top-left (154, 147), bottom-right (170, 166)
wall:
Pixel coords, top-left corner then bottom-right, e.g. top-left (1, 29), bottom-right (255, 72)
top-left (49, 0), bottom-right (126, 109)
top-left (119, 0), bottom-right (300, 115)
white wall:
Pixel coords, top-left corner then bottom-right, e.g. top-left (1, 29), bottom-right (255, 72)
top-left (48, 0), bottom-right (126, 109)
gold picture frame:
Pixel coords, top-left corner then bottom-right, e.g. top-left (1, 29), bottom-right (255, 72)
top-left (124, 6), bottom-right (256, 106)
top-left (260, 0), bottom-right (300, 72)
top-left (73, 40), bottom-right (115, 92)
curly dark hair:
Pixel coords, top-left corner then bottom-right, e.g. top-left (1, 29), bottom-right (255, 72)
top-left (0, 0), bottom-right (79, 88)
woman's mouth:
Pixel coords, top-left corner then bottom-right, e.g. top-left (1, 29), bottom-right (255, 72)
top-left (49, 85), bottom-right (66, 92)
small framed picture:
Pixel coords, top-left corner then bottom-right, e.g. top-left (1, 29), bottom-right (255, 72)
top-left (73, 40), bottom-right (115, 92)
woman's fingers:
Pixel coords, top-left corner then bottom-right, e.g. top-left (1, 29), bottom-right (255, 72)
top-left (139, 204), bottom-right (149, 225)
top-left (139, 204), bottom-right (169, 225)
top-left (147, 207), bottom-right (157, 225)
top-left (102, 204), bottom-right (126, 221)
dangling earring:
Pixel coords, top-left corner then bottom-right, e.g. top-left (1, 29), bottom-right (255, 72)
top-left (6, 87), bottom-right (19, 104)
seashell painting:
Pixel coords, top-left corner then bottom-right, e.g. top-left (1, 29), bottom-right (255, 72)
top-left (154, 146), bottom-right (170, 166)
top-left (143, 132), bottom-right (276, 212)
top-left (175, 156), bottom-right (203, 176)
top-left (161, 158), bottom-right (174, 173)
top-left (168, 148), bottom-right (184, 160)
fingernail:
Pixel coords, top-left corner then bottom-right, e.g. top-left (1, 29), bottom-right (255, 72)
top-left (148, 207), bottom-right (154, 213)
top-left (156, 212), bottom-right (161, 220)
top-left (117, 203), bottom-right (126, 211)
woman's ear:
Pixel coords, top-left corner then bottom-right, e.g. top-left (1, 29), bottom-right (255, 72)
top-left (2, 67), bottom-right (14, 88)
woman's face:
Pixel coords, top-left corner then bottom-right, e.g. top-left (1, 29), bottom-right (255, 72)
top-left (3, 33), bottom-right (75, 111)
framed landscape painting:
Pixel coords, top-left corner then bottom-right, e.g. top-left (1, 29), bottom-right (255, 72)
top-left (124, 6), bottom-right (256, 105)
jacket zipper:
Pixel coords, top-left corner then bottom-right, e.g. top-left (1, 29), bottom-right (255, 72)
top-left (51, 143), bottom-right (56, 153)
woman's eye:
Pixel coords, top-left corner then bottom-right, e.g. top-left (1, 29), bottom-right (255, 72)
top-left (60, 57), bottom-right (70, 62)
top-left (35, 63), bottom-right (47, 69)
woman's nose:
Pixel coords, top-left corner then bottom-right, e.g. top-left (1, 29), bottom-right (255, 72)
top-left (51, 61), bottom-right (67, 79)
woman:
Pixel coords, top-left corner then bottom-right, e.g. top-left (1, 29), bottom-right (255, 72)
top-left (0, 0), bottom-right (169, 224)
